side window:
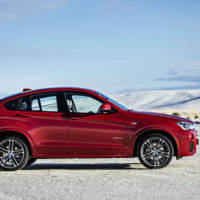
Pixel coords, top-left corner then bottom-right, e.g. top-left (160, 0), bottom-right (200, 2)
top-left (4, 98), bottom-right (19, 111)
top-left (31, 93), bottom-right (58, 112)
top-left (32, 99), bottom-right (40, 111)
top-left (40, 96), bottom-right (58, 112)
top-left (64, 92), bottom-right (103, 114)
top-left (19, 97), bottom-right (30, 111)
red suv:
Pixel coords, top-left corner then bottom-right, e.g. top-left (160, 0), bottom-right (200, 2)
top-left (0, 88), bottom-right (198, 171)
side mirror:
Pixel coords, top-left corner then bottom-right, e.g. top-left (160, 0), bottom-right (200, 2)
top-left (100, 104), bottom-right (112, 114)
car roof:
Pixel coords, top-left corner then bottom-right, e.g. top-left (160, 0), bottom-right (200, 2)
top-left (0, 87), bottom-right (97, 102)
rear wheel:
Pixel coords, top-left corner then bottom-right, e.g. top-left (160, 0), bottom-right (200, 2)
top-left (138, 133), bottom-right (174, 169)
top-left (0, 136), bottom-right (29, 171)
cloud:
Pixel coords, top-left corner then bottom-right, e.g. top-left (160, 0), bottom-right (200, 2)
top-left (180, 61), bottom-right (200, 67)
top-left (157, 71), bottom-right (200, 83)
top-left (103, 0), bottom-right (122, 8)
top-left (0, 0), bottom-right (68, 20)
top-left (179, 23), bottom-right (200, 31)
top-left (158, 75), bottom-right (200, 82)
top-left (101, 0), bottom-right (135, 16)
top-left (167, 70), bottom-right (179, 76)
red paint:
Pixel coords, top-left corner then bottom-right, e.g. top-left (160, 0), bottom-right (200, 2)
top-left (100, 103), bottom-right (112, 112)
top-left (0, 87), bottom-right (198, 159)
top-left (23, 88), bottom-right (32, 92)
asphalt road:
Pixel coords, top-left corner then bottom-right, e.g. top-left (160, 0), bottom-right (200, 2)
top-left (0, 127), bottom-right (199, 200)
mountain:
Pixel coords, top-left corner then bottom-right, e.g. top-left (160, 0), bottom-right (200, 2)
top-left (110, 89), bottom-right (200, 111)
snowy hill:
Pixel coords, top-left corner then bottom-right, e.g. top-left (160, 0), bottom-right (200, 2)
top-left (110, 89), bottom-right (200, 111)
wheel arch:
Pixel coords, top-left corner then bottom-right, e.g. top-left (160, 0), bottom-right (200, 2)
top-left (133, 129), bottom-right (178, 157)
top-left (0, 130), bottom-right (33, 157)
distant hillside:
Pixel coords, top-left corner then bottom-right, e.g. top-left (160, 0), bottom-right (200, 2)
top-left (110, 89), bottom-right (200, 111)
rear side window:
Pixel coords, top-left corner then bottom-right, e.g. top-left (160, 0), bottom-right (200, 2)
top-left (32, 99), bottom-right (40, 111)
top-left (4, 98), bottom-right (19, 111)
top-left (19, 96), bottom-right (30, 111)
top-left (31, 93), bottom-right (58, 112)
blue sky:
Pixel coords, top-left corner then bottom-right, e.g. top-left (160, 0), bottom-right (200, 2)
top-left (0, 0), bottom-right (200, 94)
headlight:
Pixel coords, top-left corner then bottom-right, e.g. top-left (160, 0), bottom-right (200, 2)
top-left (177, 121), bottom-right (195, 130)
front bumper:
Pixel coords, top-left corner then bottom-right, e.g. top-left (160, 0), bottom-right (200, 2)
top-left (177, 129), bottom-right (198, 157)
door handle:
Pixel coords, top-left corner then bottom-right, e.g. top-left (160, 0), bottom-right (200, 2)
top-left (70, 118), bottom-right (81, 120)
top-left (15, 114), bottom-right (29, 118)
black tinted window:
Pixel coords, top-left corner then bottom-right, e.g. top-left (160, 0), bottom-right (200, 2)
top-left (4, 99), bottom-right (19, 111)
top-left (19, 97), bottom-right (30, 111)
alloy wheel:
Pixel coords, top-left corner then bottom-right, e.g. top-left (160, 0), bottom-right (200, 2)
top-left (138, 134), bottom-right (174, 169)
top-left (0, 138), bottom-right (26, 170)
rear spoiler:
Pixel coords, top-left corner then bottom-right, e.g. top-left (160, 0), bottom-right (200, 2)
top-left (23, 88), bottom-right (32, 92)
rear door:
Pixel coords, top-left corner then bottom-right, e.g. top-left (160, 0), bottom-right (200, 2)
top-left (15, 92), bottom-right (69, 157)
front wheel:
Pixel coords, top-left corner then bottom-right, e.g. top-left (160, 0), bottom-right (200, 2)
top-left (138, 134), bottom-right (174, 169)
top-left (0, 136), bottom-right (29, 171)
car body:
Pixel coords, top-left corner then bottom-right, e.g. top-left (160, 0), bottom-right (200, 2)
top-left (0, 87), bottom-right (198, 170)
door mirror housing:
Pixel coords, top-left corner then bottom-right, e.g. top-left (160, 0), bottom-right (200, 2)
top-left (100, 104), bottom-right (112, 114)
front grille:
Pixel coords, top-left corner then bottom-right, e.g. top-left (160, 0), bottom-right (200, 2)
top-left (189, 141), bottom-right (194, 152)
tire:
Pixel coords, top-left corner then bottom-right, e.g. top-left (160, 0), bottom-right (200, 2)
top-left (0, 136), bottom-right (29, 171)
top-left (26, 158), bottom-right (37, 166)
top-left (137, 133), bottom-right (174, 169)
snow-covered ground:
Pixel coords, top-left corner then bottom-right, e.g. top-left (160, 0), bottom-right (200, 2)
top-left (110, 89), bottom-right (200, 111)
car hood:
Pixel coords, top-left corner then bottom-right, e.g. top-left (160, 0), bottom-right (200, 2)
top-left (124, 110), bottom-right (192, 123)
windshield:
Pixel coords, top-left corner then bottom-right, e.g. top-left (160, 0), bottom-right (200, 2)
top-left (95, 91), bottom-right (129, 111)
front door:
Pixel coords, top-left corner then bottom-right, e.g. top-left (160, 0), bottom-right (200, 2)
top-left (62, 91), bottom-right (130, 157)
